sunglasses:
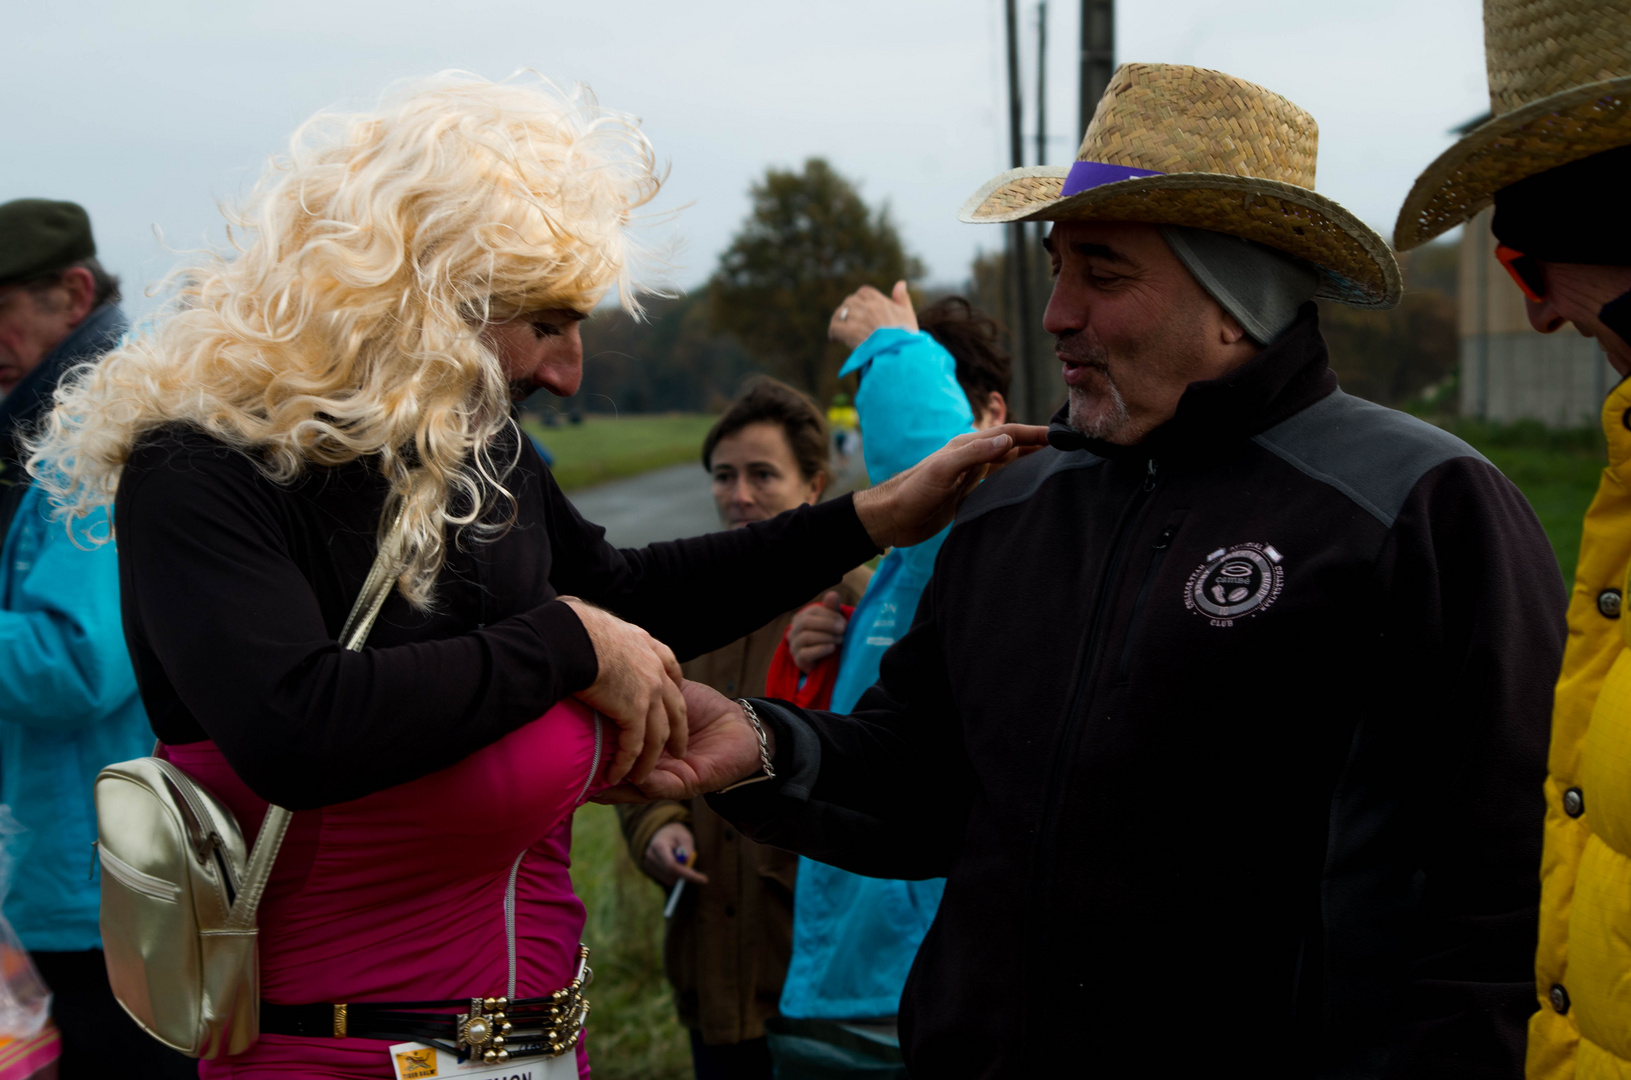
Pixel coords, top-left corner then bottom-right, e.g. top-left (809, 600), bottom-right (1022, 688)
top-left (1495, 244), bottom-right (1548, 303)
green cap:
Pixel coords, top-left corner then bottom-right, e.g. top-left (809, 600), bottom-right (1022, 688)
top-left (0, 199), bottom-right (96, 286)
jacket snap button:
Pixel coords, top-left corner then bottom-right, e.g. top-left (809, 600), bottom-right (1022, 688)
top-left (1564, 788), bottom-right (1585, 818)
top-left (1599, 589), bottom-right (1622, 618)
top-left (1551, 983), bottom-right (1571, 1014)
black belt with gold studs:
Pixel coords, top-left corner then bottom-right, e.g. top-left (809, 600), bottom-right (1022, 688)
top-left (260, 944), bottom-right (592, 1065)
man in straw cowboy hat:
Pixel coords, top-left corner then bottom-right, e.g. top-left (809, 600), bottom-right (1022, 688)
top-left (634, 62), bottom-right (1567, 1076)
top-left (1396, 3), bottom-right (1631, 1078)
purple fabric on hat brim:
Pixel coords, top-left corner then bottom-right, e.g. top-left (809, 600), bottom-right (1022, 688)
top-left (1059, 160), bottom-right (1165, 197)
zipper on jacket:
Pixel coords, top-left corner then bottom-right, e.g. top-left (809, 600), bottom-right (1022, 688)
top-left (504, 851), bottom-right (525, 1000)
top-left (1035, 457), bottom-right (1160, 846)
top-left (1115, 519), bottom-right (1181, 683)
top-left (1024, 456), bottom-right (1160, 1047)
top-left (576, 713), bottom-right (606, 805)
top-left (498, 716), bottom-right (602, 1001)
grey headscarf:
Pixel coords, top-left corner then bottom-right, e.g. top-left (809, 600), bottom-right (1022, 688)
top-left (1158, 225), bottom-right (1321, 346)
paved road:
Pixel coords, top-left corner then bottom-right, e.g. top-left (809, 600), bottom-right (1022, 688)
top-left (566, 462), bottom-right (721, 548)
top-left (565, 453), bottom-right (869, 549)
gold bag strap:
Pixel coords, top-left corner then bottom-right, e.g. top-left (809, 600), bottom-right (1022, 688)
top-left (339, 508), bottom-right (406, 652)
top-left (224, 509), bottom-right (406, 930)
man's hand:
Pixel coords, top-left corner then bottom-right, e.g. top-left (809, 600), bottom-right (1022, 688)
top-left (643, 822), bottom-right (708, 887)
top-left (789, 592), bottom-right (847, 672)
top-left (561, 598), bottom-right (687, 786)
top-left (852, 424), bottom-right (1050, 549)
top-left (604, 682), bottom-right (771, 802)
top-left (829, 280), bottom-right (918, 351)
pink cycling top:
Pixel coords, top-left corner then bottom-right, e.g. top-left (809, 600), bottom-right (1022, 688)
top-left (163, 699), bottom-right (612, 1079)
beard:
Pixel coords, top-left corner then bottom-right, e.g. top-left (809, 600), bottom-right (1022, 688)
top-left (1060, 335), bottom-right (1131, 441)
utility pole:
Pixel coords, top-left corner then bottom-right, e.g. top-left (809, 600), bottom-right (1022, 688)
top-left (1027, 0), bottom-right (1055, 424)
top-left (1004, 0), bottom-right (1035, 422)
top-left (1035, 0), bottom-right (1048, 170)
top-left (1080, 0), bottom-right (1114, 137)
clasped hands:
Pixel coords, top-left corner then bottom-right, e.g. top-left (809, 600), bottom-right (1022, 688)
top-left (559, 600), bottom-right (779, 799)
top-left (570, 415), bottom-right (1049, 800)
top-left (561, 602), bottom-right (785, 802)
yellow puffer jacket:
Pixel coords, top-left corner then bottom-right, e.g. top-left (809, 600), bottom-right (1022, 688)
top-left (1531, 377), bottom-right (1631, 1080)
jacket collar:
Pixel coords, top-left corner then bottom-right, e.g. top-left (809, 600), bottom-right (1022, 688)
top-left (1047, 302), bottom-right (1337, 461)
top-left (0, 302), bottom-right (127, 468)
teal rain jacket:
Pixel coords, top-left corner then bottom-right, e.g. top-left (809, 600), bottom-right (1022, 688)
top-left (778, 328), bottom-right (973, 1020)
top-left (0, 305), bottom-right (151, 952)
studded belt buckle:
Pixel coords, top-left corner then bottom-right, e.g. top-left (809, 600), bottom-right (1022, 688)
top-left (456, 996), bottom-right (513, 1064)
top-left (454, 944), bottom-right (594, 1064)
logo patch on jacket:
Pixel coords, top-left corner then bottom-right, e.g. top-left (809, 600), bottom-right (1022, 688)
top-left (1184, 543), bottom-right (1284, 626)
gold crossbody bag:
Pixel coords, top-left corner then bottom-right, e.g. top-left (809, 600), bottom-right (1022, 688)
top-left (93, 525), bottom-right (402, 1058)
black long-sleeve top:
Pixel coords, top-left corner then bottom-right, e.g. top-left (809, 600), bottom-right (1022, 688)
top-left (712, 309), bottom-right (1564, 1078)
top-left (113, 425), bottom-right (878, 811)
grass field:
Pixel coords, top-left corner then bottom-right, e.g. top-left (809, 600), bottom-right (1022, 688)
top-left (1447, 419), bottom-right (1606, 586)
top-left (569, 804), bottom-right (691, 1080)
top-left (524, 413), bottom-right (717, 493)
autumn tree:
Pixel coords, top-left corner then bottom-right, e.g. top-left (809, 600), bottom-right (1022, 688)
top-left (1322, 241), bottom-right (1460, 408)
top-left (711, 158), bottom-right (924, 401)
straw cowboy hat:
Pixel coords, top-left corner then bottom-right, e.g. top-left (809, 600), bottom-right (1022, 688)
top-left (959, 62), bottom-right (1402, 309)
top-left (1395, 0), bottom-right (1631, 250)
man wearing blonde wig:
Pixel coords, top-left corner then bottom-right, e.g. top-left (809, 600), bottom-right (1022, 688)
top-left (27, 74), bottom-right (1041, 1077)
top-left (645, 65), bottom-right (1566, 1077)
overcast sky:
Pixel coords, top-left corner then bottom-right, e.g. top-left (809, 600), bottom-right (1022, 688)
top-left (7, 0), bottom-right (1489, 317)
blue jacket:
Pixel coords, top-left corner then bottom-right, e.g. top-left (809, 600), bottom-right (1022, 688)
top-left (779, 328), bottom-right (972, 1020)
top-left (0, 305), bottom-right (151, 952)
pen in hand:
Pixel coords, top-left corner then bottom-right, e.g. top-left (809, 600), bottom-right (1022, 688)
top-left (663, 846), bottom-right (690, 919)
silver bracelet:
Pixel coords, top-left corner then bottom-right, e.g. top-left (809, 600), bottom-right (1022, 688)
top-left (718, 699), bottom-right (777, 793)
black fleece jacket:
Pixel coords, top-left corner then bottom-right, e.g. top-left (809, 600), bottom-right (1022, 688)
top-left (113, 425), bottom-right (878, 810)
top-left (711, 308), bottom-right (1565, 1079)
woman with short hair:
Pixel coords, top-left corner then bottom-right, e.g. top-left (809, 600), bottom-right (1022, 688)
top-left (622, 376), bottom-right (871, 1080)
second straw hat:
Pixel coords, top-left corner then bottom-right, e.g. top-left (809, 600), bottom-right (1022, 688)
top-left (959, 62), bottom-right (1401, 309)
top-left (1395, 0), bottom-right (1631, 250)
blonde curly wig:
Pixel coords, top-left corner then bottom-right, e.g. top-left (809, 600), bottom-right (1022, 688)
top-left (28, 71), bottom-right (660, 607)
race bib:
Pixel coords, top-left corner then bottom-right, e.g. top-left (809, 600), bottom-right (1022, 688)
top-left (389, 1041), bottom-right (577, 1080)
